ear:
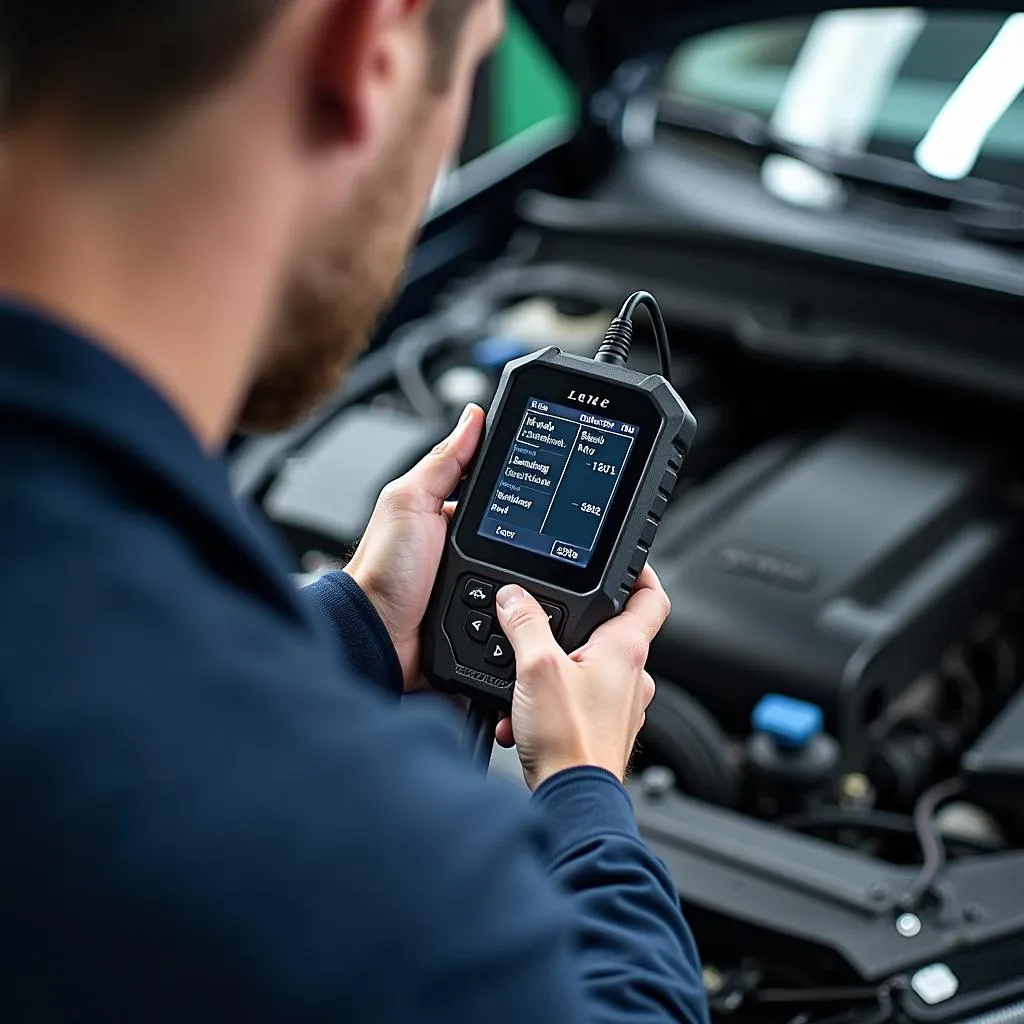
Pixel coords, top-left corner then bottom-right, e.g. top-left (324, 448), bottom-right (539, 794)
top-left (312, 0), bottom-right (429, 148)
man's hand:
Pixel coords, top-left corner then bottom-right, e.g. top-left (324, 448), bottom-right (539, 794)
top-left (346, 405), bottom-right (485, 690)
top-left (493, 566), bottom-right (670, 791)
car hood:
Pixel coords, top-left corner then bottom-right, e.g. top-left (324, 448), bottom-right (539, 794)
top-left (514, 0), bottom-right (1007, 90)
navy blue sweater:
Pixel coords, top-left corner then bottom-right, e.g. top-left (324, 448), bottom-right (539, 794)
top-left (0, 301), bottom-right (707, 1023)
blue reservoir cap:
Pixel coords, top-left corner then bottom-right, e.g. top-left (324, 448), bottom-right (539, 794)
top-left (752, 695), bottom-right (823, 750)
top-left (472, 336), bottom-right (533, 370)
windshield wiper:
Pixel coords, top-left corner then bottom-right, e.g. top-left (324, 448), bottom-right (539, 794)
top-left (658, 97), bottom-right (1024, 245)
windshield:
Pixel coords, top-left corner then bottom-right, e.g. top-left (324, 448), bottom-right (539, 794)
top-left (663, 9), bottom-right (1024, 191)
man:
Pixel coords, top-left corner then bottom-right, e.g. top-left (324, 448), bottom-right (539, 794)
top-left (0, 1), bottom-right (707, 1021)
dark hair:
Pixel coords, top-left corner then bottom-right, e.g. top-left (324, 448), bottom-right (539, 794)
top-left (0, 0), bottom-right (480, 138)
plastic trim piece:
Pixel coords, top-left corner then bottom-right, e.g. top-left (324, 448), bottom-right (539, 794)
top-left (631, 785), bottom-right (1024, 983)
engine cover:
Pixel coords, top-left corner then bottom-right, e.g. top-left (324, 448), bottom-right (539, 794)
top-left (650, 418), bottom-right (1019, 771)
top-left (963, 685), bottom-right (1024, 812)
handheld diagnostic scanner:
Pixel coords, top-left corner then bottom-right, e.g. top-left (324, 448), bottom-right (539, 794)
top-left (423, 292), bottom-right (697, 725)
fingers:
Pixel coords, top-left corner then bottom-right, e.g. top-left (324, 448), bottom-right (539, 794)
top-left (495, 717), bottom-right (515, 748)
top-left (583, 570), bottom-right (671, 669)
top-left (642, 672), bottom-right (657, 710)
top-left (388, 405), bottom-right (485, 512)
top-left (623, 565), bottom-right (673, 641)
top-left (495, 585), bottom-right (563, 675)
top-left (635, 563), bottom-right (664, 599)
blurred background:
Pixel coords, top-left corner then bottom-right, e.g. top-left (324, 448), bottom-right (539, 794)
top-left (458, 9), bottom-right (1024, 183)
top-left (236, 9), bottom-right (1024, 1020)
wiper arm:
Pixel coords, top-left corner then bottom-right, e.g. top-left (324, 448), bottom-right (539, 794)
top-left (951, 198), bottom-right (1024, 244)
top-left (658, 97), bottom-right (1024, 244)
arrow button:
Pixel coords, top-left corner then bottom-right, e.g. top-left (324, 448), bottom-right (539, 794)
top-left (485, 635), bottom-right (514, 668)
top-left (464, 612), bottom-right (492, 644)
top-left (539, 603), bottom-right (565, 636)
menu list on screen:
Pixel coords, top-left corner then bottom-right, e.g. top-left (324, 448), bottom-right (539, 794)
top-left (477, 396), bottom-right (639, 569)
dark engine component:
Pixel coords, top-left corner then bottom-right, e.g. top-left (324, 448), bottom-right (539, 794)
top-left (964, 685), bottom-right (1024, 814)
top-left (639, 683), bottom-right (743, 807)
top-left (649, 418), bottom-right (1020, 773)
top-left (263, 405), bottom-right (434, 556)
top-left (630, 777), bottom-right (1024, 1012)
top-left (746, 696), bottom-right (841, 817)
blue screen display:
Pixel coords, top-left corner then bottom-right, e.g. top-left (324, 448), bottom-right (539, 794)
top-left (477, 397), bottom-right (639, 569)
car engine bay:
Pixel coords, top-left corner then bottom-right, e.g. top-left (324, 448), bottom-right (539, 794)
top-left (233, 135), bottom-right (1024, 1022)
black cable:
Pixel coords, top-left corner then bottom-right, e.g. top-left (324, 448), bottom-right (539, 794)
top-left (393, 323), bottom-right (448, 420)
top-left (993, 633), bottom-right (1018, 697)
top-left (781, 807), bottom-right (998, 853)
top-left (596, 291), bottom-right (674, 386)
top-left (802, 981), bottom-right (899, 1024)
top-left (782, 808), bottom-right (914, 834)
top-left (463, 703), bottom-right (500, 772)
top-left (783, 808), bottom-right (924, 842)
top-left (756, 985), bottom-right (880, 1005)
top-left (623, 291), bottom-right (673, 385)
top-left (900, 777), bottom-right (966, 909)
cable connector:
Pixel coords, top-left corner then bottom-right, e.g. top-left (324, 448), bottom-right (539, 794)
top-left (593, 291), bottom-right (674, 385)
top-left (595, 316), bottom-right (634, 366)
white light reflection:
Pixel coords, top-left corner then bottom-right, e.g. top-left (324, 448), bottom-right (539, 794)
top-left (915, 13), bottom-right (1024, 181)
top-left (764, 8), bottom-right (927, 208)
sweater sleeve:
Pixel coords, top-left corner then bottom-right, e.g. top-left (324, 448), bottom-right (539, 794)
top-left (321, 703), bottom-right (710, 1024)
top-left (26, 566), bottom-right (710, 1024)
top-left (301, 573), bottom-right (707, 1021)
top-left (302, 571), bottom-right (403, 697)
top-left (533, 768), bottom-right (710, 1024)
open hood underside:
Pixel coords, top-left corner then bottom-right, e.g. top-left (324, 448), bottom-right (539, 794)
top-left (514, 0), bottom-right (1013, 91)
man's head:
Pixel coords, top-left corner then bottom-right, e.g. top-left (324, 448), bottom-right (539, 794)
top-left (0, 0), bottom-right (504, 437)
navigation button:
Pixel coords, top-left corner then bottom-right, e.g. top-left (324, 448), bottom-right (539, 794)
top-left (463, 579), bottom-right (494, 608)
top-left (551, 541), bottom-right (585, 564)
top-left (540, 603), bottom-right (564, 635)
top-left (485, 636), bottom-right (514, 668)
top-left (482, 521), bottom-right (520, 544)
top-left (465, 612), bottom-right (492, 643)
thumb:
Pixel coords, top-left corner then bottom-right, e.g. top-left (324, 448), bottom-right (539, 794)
top-left (495, 586), bottom-right (562, 672)
top-left (402, 405), bottom-right (485, 508)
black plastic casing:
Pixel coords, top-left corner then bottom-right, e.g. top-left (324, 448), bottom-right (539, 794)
top-left (647, 419), bottom-right (1019, 773)
top-left (423, 347), bottom-right (696, 707)
top-left (963, 686), bottom-right (1024, 812)
top-left (630, 782), bottom-right (1024, 1006)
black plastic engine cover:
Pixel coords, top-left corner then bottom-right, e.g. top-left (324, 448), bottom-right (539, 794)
top-left (963, 685), bottom-right (1024, 812)
top-left (631, 781), bottom-right (1024, 1000)
top-left (649, 418), bottom-right (1018, 771)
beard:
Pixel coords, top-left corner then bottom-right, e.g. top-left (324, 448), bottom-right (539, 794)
top-left (237, 123), bottom-right (424, 434)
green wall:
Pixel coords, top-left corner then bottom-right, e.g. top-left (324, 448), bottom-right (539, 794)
top-left (494, 9), bottom-right (576, 144)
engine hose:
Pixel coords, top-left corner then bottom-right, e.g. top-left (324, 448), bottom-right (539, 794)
top-left (640, 682), bottom-right (741, 807)
top-left (900, 776), bottom-right (966, 910)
